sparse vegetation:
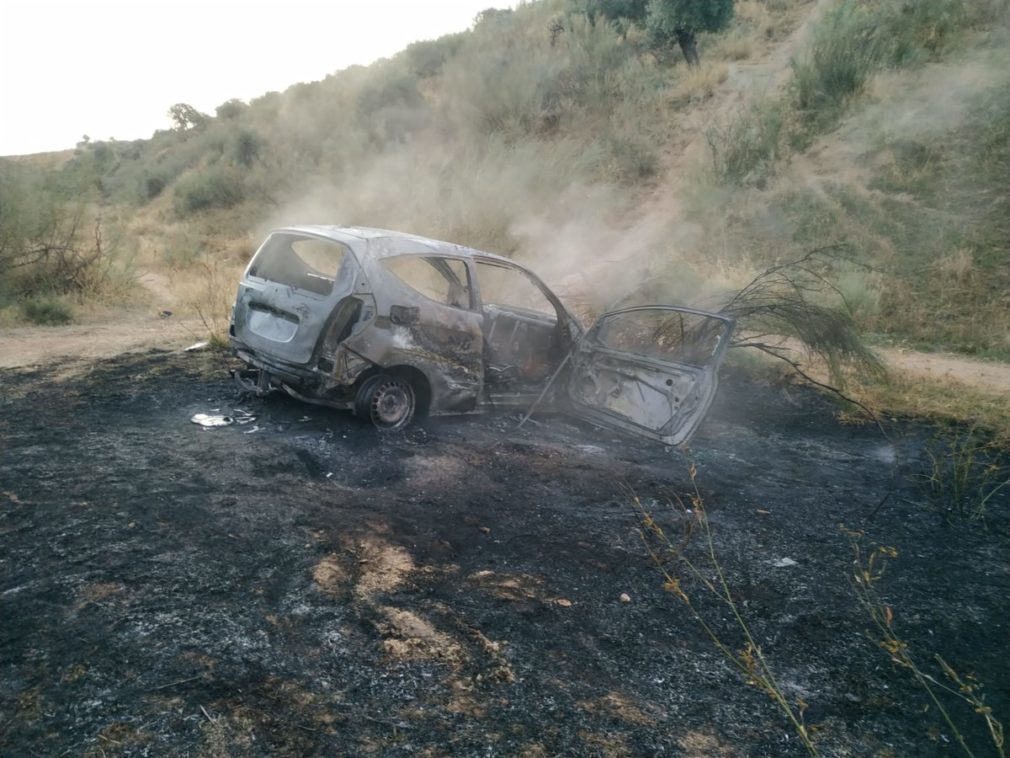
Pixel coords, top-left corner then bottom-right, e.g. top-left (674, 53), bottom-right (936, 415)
top-left (923, 425), bottom-right (1010, 521)
top-left (789, 0), bottom-right (994, 140)
top-left (706, 98), bottom-right (784, 185)
top-left (0, 158), bottom-right (126, 317)
top-left (694, 0), bottom-right (1010, 375)
top-left (851, 372), bottom-right (1010, 444)
top-left (634, 468), bottom-right (819, 756)
top-left (848, 533), bottom-right (1007, 757)
top-left (20, 296), bottom-right (73, 326)
top-left (185, 259), bottom-right (241, 349)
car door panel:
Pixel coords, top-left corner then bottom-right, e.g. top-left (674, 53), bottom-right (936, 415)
top-left (567, 306), bottom-right (734, 445)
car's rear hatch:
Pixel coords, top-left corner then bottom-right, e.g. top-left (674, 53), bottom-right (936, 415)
top-left (231, 231), bottom-right (361, 367)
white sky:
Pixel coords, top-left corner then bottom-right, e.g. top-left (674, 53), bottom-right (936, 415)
top-left (0, 0), bottom-right (516, 156)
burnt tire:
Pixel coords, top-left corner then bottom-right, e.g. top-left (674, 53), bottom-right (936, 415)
top-left (354, 373), bottom-right (416, 431)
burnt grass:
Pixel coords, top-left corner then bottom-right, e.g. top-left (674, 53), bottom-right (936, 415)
top-left (1, 349), bottom-right (1007, 757)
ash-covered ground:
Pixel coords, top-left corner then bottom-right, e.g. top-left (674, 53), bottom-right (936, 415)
top-left (1, 350), bottom-right (1006, 756)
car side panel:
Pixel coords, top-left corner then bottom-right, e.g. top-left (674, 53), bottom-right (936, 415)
top-left (343, 250), bottom-right (485, 412)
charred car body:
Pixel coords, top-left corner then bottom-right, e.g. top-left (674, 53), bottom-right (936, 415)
top-left (230, 226), bottom-right (734, 445)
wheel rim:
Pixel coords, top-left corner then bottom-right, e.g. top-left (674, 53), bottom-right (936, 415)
top-left (369, 379), bottom-right (414, 429)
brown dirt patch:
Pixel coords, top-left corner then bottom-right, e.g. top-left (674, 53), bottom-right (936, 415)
top-left (311, 554), bottom-right (350, 596)
top-left (351, 537), bottom-right (415, 599)
top-left (376, 607), bottom-right (465, 664)
top-left (579, 691), bottom-right (658, 727)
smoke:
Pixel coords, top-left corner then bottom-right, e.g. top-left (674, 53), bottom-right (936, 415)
top-left (804, 45), bottom-right (1010, 179)
top-left (259, 2), bottom-right (1009, 332)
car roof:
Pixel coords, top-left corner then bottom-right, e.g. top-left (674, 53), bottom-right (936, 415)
top-left (275, 225), bottom-right (517, 266)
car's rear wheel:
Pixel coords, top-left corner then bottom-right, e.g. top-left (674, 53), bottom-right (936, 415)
top-left (354, 373), bottom-right (416, 431)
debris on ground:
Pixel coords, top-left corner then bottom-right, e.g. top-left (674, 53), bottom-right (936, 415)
top-left (190, 413), bottom-right (234, 427)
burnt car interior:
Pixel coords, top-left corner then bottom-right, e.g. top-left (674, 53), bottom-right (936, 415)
top-left (473, 260), bottom-right (566, 392)
top-left (595, 309), bottom-right (727, 366)
top-left (378, 255), bottom-right (567, 394)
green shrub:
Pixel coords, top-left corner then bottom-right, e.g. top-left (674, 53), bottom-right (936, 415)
top-left (646, 0), bottom-right (735, 65)
top-left (791, 3), bottom-right (880, 133)
top-left (354, 62), bottom-right (427, 144)
top-left (173, 165), bottom-right (245, 215)
top-left (215, 98), bottom-right (248, 120)
top-left (144, 174), bottom-right (167, 199)
top-left (355, 63), bottom-right (424, 118)
top-left (881, 0), bottom-right (967, 65)
top-left (231, 130), bottom-right (262, 168)
top-left (403, 32), bottom-right (465, 78)
top-left (21, 296), bottom-right (73, 325)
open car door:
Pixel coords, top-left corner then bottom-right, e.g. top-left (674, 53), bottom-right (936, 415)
top-left (566, 306), bottom-right (735, 446)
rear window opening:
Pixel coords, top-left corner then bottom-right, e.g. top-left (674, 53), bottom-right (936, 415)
top-left (249, 233), bottom-right (355, 296)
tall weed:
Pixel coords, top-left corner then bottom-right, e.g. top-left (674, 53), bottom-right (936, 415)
top-left (791, 2), bottom-right (880, 135)
top-left (923, 425), bottom-right (1010, 521)
top-left (707, 99), bottom-right (784, 186)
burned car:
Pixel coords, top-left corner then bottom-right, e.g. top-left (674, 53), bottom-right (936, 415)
top-left (230, 226), bottom-right (734, 445)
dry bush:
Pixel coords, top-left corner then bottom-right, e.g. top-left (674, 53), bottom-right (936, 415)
top-left (934, 248), bottom-right (977, 286)
top-left (710, 28), bottom-right (756, 61)
top-left (173, 259), bottom-right (243, 347)
top-left (718, 247), bottom-right (883, 393)
top-left (669, 63), bottom-right (729, 105)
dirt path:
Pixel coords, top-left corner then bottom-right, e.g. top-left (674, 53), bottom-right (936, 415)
top-left (879, 346), bottom-right (1010, 393)
top-left (0, 315), bottom-right (203, 370)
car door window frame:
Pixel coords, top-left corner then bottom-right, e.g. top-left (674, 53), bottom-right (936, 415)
top-left (583, 305), bottom-right (735, 369)
top-left (380, 254), bottom-right (475, 311)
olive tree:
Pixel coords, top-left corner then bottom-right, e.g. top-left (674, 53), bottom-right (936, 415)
top-left (646, 0), bottom-right (734, 67)
top-left (584, 0), bottom-right (734, 67)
